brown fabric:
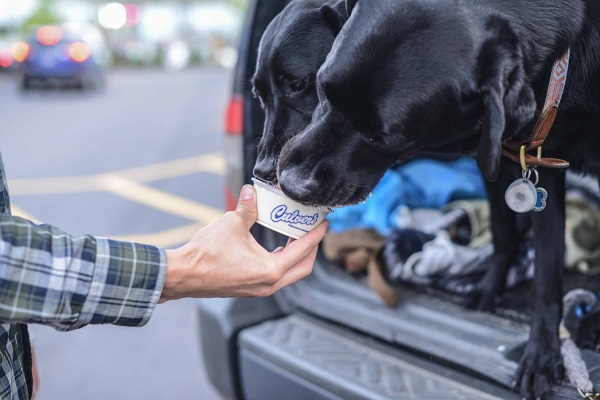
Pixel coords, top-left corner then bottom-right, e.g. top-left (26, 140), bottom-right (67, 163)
top-left (323, 229), bottom-right (400, 306)
top-left (322, 229), bottom-right (386, 272)
top-left (367, 252), bottom-right (401, 307)
top-left (344, 248), bottom-right (371, 273)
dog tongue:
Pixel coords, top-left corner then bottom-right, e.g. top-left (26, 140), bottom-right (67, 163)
top-left (275, 183), bottom-right (282, 190)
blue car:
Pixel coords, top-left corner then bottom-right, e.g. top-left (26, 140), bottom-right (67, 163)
top-left (20, 23), bottom-right (112, 90)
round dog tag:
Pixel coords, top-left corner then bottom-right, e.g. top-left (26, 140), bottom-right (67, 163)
top-left (505, 179), bottom-right (537, 213)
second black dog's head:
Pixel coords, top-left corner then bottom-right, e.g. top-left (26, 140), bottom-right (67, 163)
top-left (278, 0), bottom-right (537, 207)
top-left (252, 0), bottom-right (352, 183)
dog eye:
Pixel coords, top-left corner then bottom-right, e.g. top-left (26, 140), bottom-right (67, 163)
top-left (288, 75), bottom-right (311, 94)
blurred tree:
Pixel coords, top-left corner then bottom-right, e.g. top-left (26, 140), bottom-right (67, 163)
top-left (21, 0), bottom-right (61, 33)
top-left (227, 0), bottom-right (247, 10)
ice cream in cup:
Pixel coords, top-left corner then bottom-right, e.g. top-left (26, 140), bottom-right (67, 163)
top-left (251, 177), bottom-right (331, 239)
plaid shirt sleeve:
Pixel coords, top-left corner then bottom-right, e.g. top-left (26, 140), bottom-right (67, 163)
top-left (0, 213), bottom-right (166, 331)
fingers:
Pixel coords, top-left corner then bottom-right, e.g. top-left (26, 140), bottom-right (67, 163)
top-left (235, 185), bottom-right (258, 231)
top-left (264, 222), bottom-right (327, 290)
top-left (269, 245), bottom-right (320, 293)
top-left (273, 220), bottom-right (328, 270)
top-left (272, 246), bottom-right (284, 254)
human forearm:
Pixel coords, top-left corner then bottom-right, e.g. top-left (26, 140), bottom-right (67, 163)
top-left (0, 214), bottom-right (166, 330)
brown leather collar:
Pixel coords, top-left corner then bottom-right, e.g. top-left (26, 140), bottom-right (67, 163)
top-left (501, 50), bottom-right (571, 169)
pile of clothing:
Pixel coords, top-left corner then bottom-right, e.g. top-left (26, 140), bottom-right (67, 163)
top-left (323, 157), bottom-right (600, 306)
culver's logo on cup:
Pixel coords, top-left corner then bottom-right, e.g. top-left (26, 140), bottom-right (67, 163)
top-left (270, 204), bottom-right (319, 226)
top-left (252, 178), bottom-right (331, 239)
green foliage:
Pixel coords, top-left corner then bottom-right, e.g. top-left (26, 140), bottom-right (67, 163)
top-left (214, 0), bottom-right (247, 11)
top-left (21, 0), bottom-right (61, 33)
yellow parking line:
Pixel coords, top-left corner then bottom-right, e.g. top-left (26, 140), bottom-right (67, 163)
top-left (108, 222), bottom-right (207, 248)
top-left (10, 202), bottom-right (213, 248)
top-left (8, 175), bottom-right (103, 195)
top-left (115, 153), bottom-right (226, 182)
top-left (100, 174), bottom-right (223, 224)
top-left (6, 154), bottom-right (226, 245)
top-left (7, 153), bottom-right (225, 195)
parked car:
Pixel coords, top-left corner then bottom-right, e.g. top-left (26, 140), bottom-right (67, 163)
top-left (0, 35), bottom-right (28, 73)
top-left (19, 22), bottom-right (112, 90)
top-left (197, 1), bottom-right (600, 399)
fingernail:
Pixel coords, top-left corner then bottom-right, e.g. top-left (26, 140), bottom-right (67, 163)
top-left (240, 185), bottom-right (254, 200)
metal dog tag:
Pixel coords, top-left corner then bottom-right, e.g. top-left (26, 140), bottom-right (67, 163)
top-left (533, 187), bottom-right (548, 212)
top-left (505, 178), bottom-right (537, 213)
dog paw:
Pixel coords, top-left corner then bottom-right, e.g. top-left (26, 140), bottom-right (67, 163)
top-left (465, 271), bottom-right (504, 311)
top-left (514, 340), bottom-right (564, 399)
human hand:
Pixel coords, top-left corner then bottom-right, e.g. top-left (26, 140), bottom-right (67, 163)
top-left (159, 184), bottom-right (328, 302)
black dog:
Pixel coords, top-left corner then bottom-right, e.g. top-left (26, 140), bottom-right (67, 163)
top-left (252, 0), bottom-right (349, 182)
top-left (276, 0), bottom-right (600, 398)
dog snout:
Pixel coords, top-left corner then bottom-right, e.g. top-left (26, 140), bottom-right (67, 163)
top-left (253, 158), bottom-right (278, 183)
top-left (277, 136), bottom-right (321, 203)
top-left (278, 166), bottom-right (321, 204)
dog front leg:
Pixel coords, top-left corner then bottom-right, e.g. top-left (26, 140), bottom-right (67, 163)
top-left (469, 163), bottom-right (522, 311)
top-left (514, 167), bottom-right (565, 399)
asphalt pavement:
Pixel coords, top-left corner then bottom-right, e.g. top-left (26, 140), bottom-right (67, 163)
top-left (0, 67), bottom-right (230, 400)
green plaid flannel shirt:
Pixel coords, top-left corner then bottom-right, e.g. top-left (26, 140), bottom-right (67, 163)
top-left (0, 151), bottom-right (167, 399)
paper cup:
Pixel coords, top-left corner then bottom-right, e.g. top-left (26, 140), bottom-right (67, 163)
top-left (252, 178), bottom-right (331, 239)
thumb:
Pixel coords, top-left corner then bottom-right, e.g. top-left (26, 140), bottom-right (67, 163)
top-left (236, 184), bottom-right (258, 230)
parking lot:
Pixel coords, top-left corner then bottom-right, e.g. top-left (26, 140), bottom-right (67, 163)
top-left (0, 67), bottom-right (229, 400)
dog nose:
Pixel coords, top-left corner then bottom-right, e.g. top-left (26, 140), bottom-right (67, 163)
top-left (278, 167), bottom-right (320, 203)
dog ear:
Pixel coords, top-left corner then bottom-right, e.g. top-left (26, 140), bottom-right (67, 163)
top-left (321, 0), bottom-right (358, 35)
top-left (476, 22), bottom-right (536, 181)
top-left (345, 0), bottom-right (358, 16)
top-left (477, 84), bottom-right (506, 181)
top-left (320, 5), bottom-right (345, 35)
